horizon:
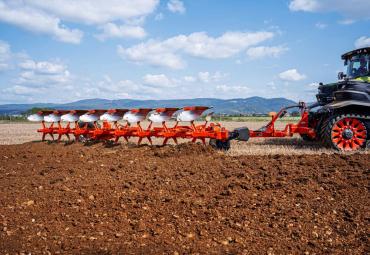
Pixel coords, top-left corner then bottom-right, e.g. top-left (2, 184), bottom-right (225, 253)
top-left (0, 0), bottom-right (369, 104)
top-left (0, 95), bottom-right (296, 106)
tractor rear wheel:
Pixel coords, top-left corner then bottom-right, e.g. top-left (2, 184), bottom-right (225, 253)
top-left (321, 114), bottom-right (368, 151)
top-left (300, 134), bottom-right (316, 142)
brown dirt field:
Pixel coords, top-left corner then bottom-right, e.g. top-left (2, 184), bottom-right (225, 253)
top-left (0, 142), bottom-right (369, 254)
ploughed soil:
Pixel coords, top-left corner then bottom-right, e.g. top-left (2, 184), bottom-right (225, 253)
top-left (0, 142), bottom-right (369, 255)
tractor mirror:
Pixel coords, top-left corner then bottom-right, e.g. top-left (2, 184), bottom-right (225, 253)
top-left (338, 72), bottom-right (346, 80)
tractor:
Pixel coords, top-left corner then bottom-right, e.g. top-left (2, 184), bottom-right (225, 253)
top-left (231, 47), bottom-right (370, 151)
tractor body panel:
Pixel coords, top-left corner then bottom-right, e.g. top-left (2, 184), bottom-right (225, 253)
top-left (324, 100), bottom-right (370, 109)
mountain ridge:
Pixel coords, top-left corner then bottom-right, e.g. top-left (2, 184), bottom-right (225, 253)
top-left (0, 97), bottom-right (296, 115)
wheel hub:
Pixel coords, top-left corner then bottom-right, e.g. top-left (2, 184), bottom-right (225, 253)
top-left (342, 129), bottom-right (354, 140)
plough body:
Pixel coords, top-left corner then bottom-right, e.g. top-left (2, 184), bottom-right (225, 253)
top-left (29, 106), bottom-right (229, 146)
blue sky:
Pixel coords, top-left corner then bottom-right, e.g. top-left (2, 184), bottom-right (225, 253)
top-left (0, 0), bottom-right (369, 104)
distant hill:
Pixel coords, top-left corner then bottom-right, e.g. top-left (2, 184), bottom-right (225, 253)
top-left (0, 97), bottom-right (296, 115)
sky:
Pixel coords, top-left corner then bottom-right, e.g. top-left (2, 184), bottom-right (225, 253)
top-left (0, 0), bottom-right (369, 104)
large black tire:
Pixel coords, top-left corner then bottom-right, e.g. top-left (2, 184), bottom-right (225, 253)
top-left (209, 139), bottom-right (231, 151)
top-left (318, 115), bottom-right (331, 142)
top-left (300, 134), bottom-right (316, 142)
top-left (321, 113), bottom-right (368, 151)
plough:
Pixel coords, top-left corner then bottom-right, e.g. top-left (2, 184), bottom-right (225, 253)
top-left (26, 103), bottom-right (323, 150)
top-left (27, 106), bottom-right (230, 147)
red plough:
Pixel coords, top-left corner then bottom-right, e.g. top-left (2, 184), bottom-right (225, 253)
top-left (28, 106), bottom-right (229, 147)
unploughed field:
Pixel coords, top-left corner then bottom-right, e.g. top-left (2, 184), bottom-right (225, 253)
top-left (0, 122), bottom-right (369, 254)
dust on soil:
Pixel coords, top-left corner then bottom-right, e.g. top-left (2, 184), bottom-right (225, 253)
top-left (0, 142), bottom-right (369, 254)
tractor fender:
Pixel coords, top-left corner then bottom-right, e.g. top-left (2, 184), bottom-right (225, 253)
top-left (323, 100), bottom-right (370, 110)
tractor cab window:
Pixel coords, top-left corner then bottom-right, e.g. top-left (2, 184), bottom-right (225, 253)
top-left (346, 54), bottom-right (370, 78)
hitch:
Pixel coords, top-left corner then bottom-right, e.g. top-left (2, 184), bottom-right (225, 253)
top-left (229, 127), bottom-right (250, 142)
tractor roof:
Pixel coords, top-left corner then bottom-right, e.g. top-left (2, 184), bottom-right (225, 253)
top-left (341, 47), bottom-right (370, 60)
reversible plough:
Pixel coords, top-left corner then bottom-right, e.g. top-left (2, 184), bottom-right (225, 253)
top-left (27, 106), bottom-right (229, 146)
top-left (27, 103), bottom-right (324, 150)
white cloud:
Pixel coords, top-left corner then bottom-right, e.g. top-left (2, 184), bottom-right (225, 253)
top-left (117, 44), bottom-right (185, 69)
top-left (17, 59), bottom-right (71, 85)
top-left (19, 60), bottom-right (66, 74)
top-left (77, 72), bottom-right (231, 101)
top-left (338, 19), bottom-right (355, 25)
top-left (96, 23), bottom-right (146, 40)
top-left (0, 1), bottom-right (83, 44)
top-left (267, 81), bottom-right (277, 90)
top-left (18, 70), bottom-right (71, 85)
top-left (0, 0), bottom-right (159, 43)
top-left (118, 31), bottom-right (275, 69)
top-left (289, 0), bottom-right (370, 20)
top-left (355, 36), bottom-right (370, 48)
top-left (0, 41), bottom-right (10, 59)
top-left (183, 31), bottom-right (275, 59)
top-left (289, 0), bottom-right (320, 12)
top-left (96, 77), bottom-right (144, 98)
top-left (0, 63), bottom-right (8, 70)
top-left (155, 13), bottom-right (164, 21)
top-left (279, 69), bottom-right (306, 81)
top-left (315, 22), bottom-right (327, 29)
top-left (246, 45), bottom-right (288, 59)
top-left (143, 74), bottom-right (177, 88)
top-left (198, 72), bottom-right (211, 83)
top-left (18, 0), bottom-right (159, 25)
top-left (93, 76), bottom-right (169, 99)
top-left (141, 71), bottom-right (228, 92)
top-left (0, 40), bottom-right (190, 103)
top-left (183, 76), bottom-right (196, 82)
top-left (0, 40), bottom-right (11, 70)
top-left (1, 74), bottom-right (168, 103)
top-left (308, 82), bottom-right (319, 87)
top-left (216, 85), bottom-right (251, 94)
top-left (3, 85), bottom-right (42, 96)
top-left (2, 76), bottom-right (129, 103)
top-left (198, 71), bottom-right (227, 83)
top-left (167, 0), bottom-right (185, 14)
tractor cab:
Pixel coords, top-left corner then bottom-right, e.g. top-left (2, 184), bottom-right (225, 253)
top-left (340, 47), bottom-right (370, 82)
top-left (317, 47), bottom-right (370, 105)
